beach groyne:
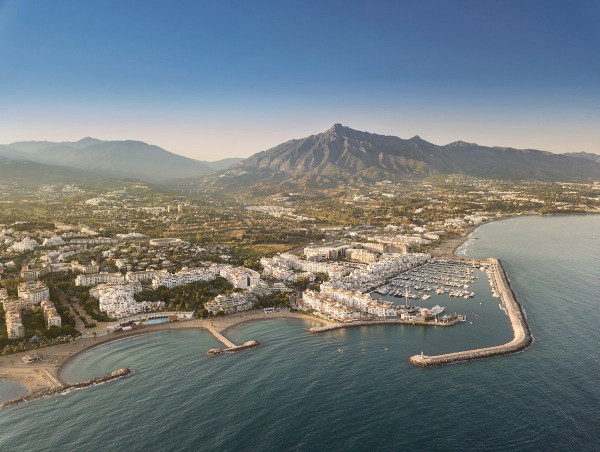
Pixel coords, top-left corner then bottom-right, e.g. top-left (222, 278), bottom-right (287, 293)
top-left (409, 258), bottom-right (532, 367)
top-left (1, 368), bottom-right (132, 409)
top-left (309, 317), bottom-right (462, 334)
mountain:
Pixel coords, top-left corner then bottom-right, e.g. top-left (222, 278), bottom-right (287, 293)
top-left (564, 152), bottom-right (600, 164)
top-left (0, 138), bottom-right (241, 183)
top-left (219, 124), bottom-right (600, 188)
top-left (0, 159), bottom-right (103, 186)
top-left (0, 145), bottom-right (32, 161)
top-left (203, 158), bottom-right (244, 171)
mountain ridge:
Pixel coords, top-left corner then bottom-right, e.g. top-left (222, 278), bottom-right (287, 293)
top-left (218, 123), bottom-right (600, 189)
top-left (0, 138), bottom-right (242, 182)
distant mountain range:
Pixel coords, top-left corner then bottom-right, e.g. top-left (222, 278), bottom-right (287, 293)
top-left (208, 124), bottom-right (600, 189)
top-left (0, 138), bottom-right (242, 183)
top-left (2, 126), bottom-right (599, 188)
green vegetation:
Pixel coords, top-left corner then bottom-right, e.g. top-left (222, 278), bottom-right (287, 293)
top-left (136, 277), bottom-right (234, 317)
top-left (253, 292), bottom-right (289, 309)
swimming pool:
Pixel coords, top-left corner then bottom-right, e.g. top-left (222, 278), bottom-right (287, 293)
top-left (143, 318), bottom-right (169, 325)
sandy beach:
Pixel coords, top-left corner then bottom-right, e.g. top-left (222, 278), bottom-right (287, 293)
top-left (0, 309), bottom-right (331, 397)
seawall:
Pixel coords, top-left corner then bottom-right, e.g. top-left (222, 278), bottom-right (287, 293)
top-left (309, 317), bottom-right (462, 333)
top-left (409, 258), bottom-right (532, 367)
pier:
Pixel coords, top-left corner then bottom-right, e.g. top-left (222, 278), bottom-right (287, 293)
top-left (409, 258), bottom-right (532, 367)
top-left (205, 324), bottom-right (260, 355)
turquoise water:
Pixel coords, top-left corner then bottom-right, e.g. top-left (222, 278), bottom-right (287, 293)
top-left (143, 317), bottom-right (169, 325)
top-left (1, 215), bottom-right (600, 450)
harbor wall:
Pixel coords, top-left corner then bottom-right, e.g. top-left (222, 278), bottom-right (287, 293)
top-left (409, 258), bottom-right (532, 367)
top-left (309, 317), bottom-right (461, 334)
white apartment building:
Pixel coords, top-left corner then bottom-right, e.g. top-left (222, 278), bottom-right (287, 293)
top-left (40, 299), bottom-right (62, 329)
top-left (9, 237), bottom-right (39, 253)
top-left (5, 309), bottom-right (24, 339)
top-left (126, 269), bottom-right (169, 283)
top-left (92, 282), bottom-right (163, 319)
top-left (205, 293), bottom-right (253, 315)
top-left (219, 266), bottom-right (260, 289)
top-left (151, 266), bottom-right (221, 289)
top-left (71, 260), bottom-right (100, 274)
top-left (303, 242), bottom-right (351, 260)
top-left (18, 281), bottom-right (50, 305)
top-left (75, 272), bottom-right (124, 287)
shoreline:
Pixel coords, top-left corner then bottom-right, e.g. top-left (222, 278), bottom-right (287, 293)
top-left (0, 309), bottom-right (331, 402)
top-left (1, 215), bottom-right (543, 404)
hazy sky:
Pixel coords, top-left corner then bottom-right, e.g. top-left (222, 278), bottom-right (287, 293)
top-left (1, 0), bottom-right (599, 160)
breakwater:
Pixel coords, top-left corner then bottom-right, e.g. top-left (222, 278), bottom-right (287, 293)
top-left (207, 340), bottom-right (260, 355)
top-left (409, 258), bottom-right (532, 367)
top-left (1, 368), bottom-right (132, 409)
top-left (309, 317), bottom-right (462, 334)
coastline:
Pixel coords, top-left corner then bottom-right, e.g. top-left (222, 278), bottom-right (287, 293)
top-left (1, 215), bottom-right (542, 403)
top-left (0, 309), bottom-right (331, 402)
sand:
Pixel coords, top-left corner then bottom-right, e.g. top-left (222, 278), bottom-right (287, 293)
top-left (0, 309), bottom-right (331, 397)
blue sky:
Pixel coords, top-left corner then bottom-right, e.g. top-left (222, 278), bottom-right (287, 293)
top-left (0, 0), bottom-right (598, 159)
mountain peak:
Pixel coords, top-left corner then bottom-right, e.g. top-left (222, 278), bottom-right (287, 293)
top-left (75, 137), bottom-right (103, 147)
top-left (445, 140), bottom-right (479, 148)
top-left (327, 123), bottom-right (347, 135)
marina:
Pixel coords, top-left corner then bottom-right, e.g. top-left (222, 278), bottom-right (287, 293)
top-left (409, 258), bottom-right (532, 366)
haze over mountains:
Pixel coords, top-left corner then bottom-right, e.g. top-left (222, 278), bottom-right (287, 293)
top-left (0, 138), bottom-right (242, 183)
top-left (1, 125), bottom-right (599, 188)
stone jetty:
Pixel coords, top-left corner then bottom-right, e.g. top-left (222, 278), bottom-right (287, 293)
top-left (1, 368), bottom-right (132, 409)
top-left (205, 324), bottom-right (260, 355)
top-left (207, 340), bottom-right (260, 356)
top-left (409, 258), bottom-right (532, 367)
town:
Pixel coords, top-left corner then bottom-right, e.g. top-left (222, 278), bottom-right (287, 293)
top-left (0, 175), bottom-right (599, 355)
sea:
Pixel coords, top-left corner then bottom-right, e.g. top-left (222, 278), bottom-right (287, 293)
top-left (1, 214), bottom-right (599, 451)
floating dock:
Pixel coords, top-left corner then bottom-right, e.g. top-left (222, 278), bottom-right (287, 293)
top-left (409, 258), bottom-right (532, 367)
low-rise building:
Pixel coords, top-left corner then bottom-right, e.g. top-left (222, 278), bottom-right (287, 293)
top-left (71, 260), bottom-right (100, 274)
top-left (75, 272), bottom-right (125, 287)
top-left (205, 293), bottom-right (253, 315)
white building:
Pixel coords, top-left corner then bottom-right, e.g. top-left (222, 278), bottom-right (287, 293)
top-left (43, 236), bottom-right (65, 247)
top-left (205, 293), bottom-right (253, 315)
top-left (18, 281), bottom-right (50, 305)
top-left (219, 266), bottom-right (260, 289)
top-left (75, 272), bottom-right (125, 287)
top-left (126, 270), bottom-right (169, 283)
top-left (91, 282), bottom-right (163, 319)
top-left (9, 237), bottom-right (39, 253)
top-left (71, 260), bottom-right (100, 274)
top-left (5, 309), bottom-right (24, 339)
top-left (304, 242), bottom-right (351, 260)
top-left (151, 266), bottom-right (221, 289)
top-left (40, 299), bottom-right (62, 329)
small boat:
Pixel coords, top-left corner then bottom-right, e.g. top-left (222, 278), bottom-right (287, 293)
top-left (469, 321), bottom-right (473, 325)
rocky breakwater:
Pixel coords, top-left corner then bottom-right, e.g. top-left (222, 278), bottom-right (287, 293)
top-left (410, 258), bottom-right (532, 367)
top-left (1, 368), bottom-right (133, 408)
top-left (207, 340), bottom-right (260, 356)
